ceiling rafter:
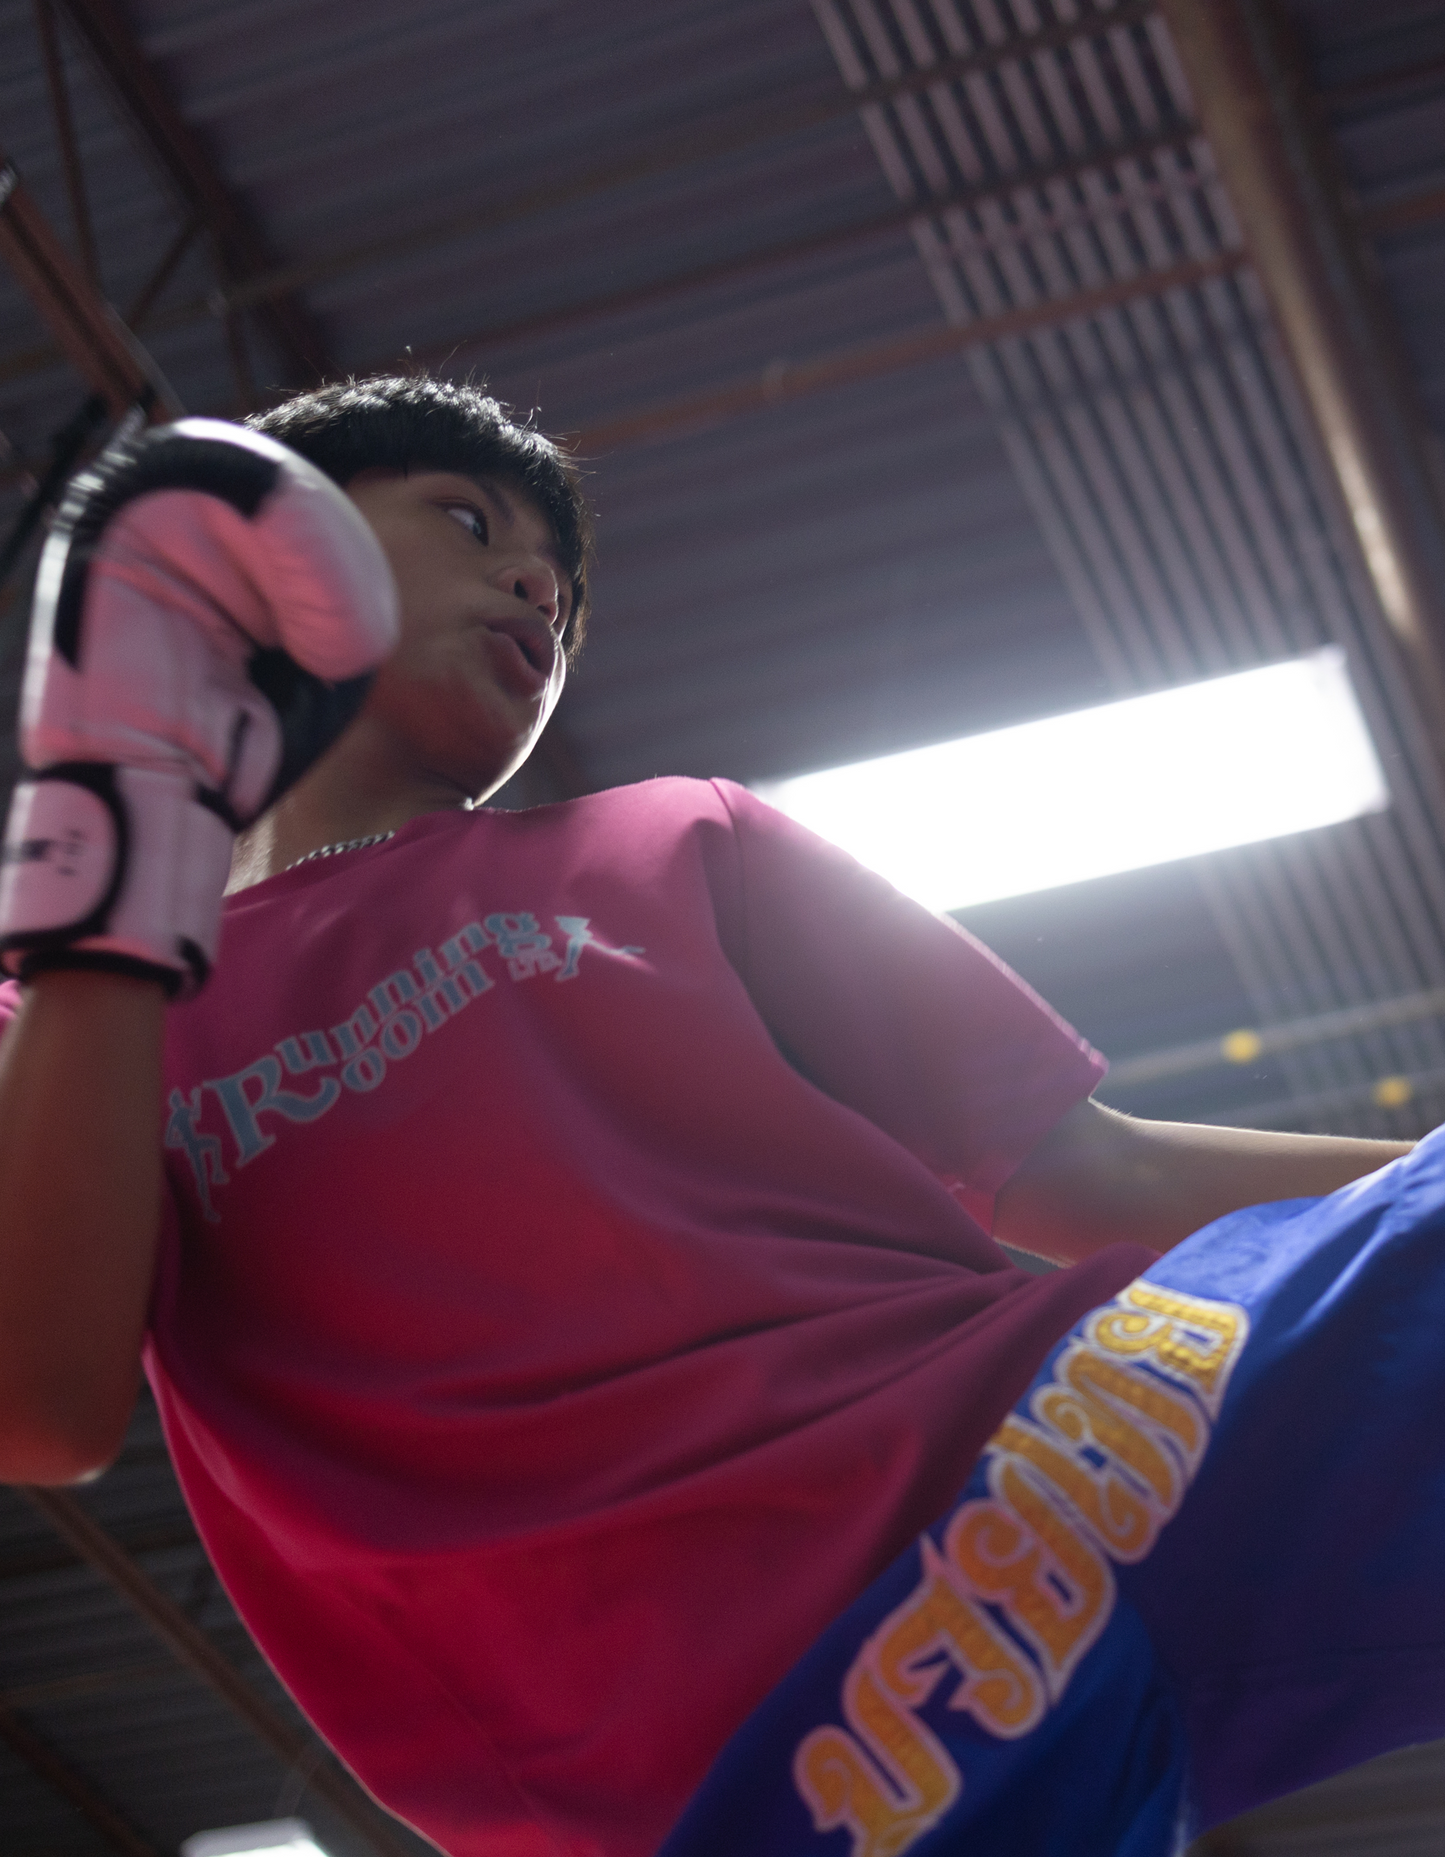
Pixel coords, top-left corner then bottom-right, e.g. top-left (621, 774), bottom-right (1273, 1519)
top-left (0, 1699), bottom-right (163, 1857)
top-left (0, 119), bottom-right (1206, 396)
top-left (568, 249), bottom-right (1245, 455)
top-left (0, 175), bottom-right (199, 594)
top-left (1102, 982), bottom-right (1445, 1091)
top-left (24, 1486), bottom-right (416, 1857)
top-left (0, 0), bottom-right (1164, 369)
top-left (2, 5), bottom-right (1443, 398)
top-left (0, 1514), bottom-right (198, 1583)
top-left (52, 0), bottom-right (335, 385)
top-left (0, 156), bottom-right (175, 417)
top-left (32, 0), bottom-right (100, 291)
top-left (378, 122), bottom-right (1207, 378)
top-left (195, 0), bottom-right (1161, 322)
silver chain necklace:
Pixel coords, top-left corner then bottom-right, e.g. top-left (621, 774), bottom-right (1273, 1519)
top-left (285, 831), bottom-right (395, 872)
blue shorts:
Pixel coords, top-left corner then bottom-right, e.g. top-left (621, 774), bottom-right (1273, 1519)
top-left (660, 1129), bottom-right (1445, 1857)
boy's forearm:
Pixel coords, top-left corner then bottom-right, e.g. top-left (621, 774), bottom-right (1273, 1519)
top-left (0, 969), bottom-right (166, 1483)
top-left (995, 1097), bottom-right (1411, 1265)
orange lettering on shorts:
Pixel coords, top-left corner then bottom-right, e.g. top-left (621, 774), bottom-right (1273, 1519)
top-left (791, 1281), bottom-right (1249, 1854)
top-left (1090, 1284), bottom-right (1248, 1415)
top-left (945, 1460), bottom-right (1113, 1697)
top-left (793, 1564), bottom-right (977, 1856)
top-left (992, 1413), bottom-right (1156, 1560)
top-left (794, 1723), bottom-right (948, 1857)
top-left (874, 1542), bottom-right (1046, 1738)
top-left (1048, 1345), bottom-right (1204, 1505)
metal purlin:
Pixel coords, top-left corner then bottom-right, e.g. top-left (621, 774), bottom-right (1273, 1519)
top-left (811, 0), bottom-right (1445, 1137)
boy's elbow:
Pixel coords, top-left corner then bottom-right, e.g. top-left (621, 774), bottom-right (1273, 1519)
top-left (0, 1430), bottom-right (121, 1485)
top-left (0, 1380), bottom-right (133, 1486)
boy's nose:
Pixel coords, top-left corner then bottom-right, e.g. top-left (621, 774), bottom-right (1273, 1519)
top-left (497, 559), bottom-right (561, 628)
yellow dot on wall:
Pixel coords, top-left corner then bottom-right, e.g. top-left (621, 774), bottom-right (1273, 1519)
top-left (1221, 1029), bottom-right (1263, 1065)
top-left (1372, 1075), bottom-right (1413, 1108)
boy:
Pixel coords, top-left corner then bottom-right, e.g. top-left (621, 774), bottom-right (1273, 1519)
top-left (0, 375), bottom-right (1436, 1856)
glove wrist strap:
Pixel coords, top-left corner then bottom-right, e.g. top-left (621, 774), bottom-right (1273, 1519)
top-left (0, 766), bottom-right (234, 995)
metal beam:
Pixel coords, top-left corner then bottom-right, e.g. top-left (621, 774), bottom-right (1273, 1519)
top-left (1101, 983), bottom-right (1445, 1092)
top-left (0, 1514), bottom-right (198, 1582)
top-left (0, 210), bottom-right (198, 395)
top-left (1157, 0), bottom-right (1445, 769)
top-left (3, 1659), bottom-right (177, 1709)
top-left (2, 0), bottom-right (1158, 361)
top-left (0, 156), bottom-right (176, 417)
top-left (5, 0), bottom-right (1442, 407)
top-left (1363, 180), bottom-right (1445, 241)
top-left (0, 1700), bottom-right (163, 1857)
top-left (0, 121), bottom-right (1206, 396)
top-left (53, 0), bottom-right (333, 384)
top-left (0, 212), bottom-right (199, 597)
top-left (1199, 1065), bottom-right (1445, 1132)
top-left (568, 249), bottom-right (1245, 454)
top-left (23, 1486), bottom-right (416, 1857)
top-left (391, 123), bottom-right (1203, 377)
top-left (1319, 50), bottom-right (1445, 117)
top-left (199, 0), bottom-right (1159, 322)
top-left (33, 0), bottom-right (100, 289)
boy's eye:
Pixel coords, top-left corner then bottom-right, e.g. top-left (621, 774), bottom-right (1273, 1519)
top-left (443, 504), bottom-right (488, 545)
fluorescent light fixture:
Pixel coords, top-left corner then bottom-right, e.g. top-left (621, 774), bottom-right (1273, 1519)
top-left (181, 1822), bottom-right (329, 1857)
top-left (753, 647), bottom-right (1388, 914)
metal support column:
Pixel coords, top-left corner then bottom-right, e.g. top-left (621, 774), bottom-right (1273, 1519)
top-left (1158, 0), bottom-right (1445, 764)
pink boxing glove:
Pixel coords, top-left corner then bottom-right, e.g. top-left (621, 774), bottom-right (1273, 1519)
top-left (0, 418), bottom-right (399, 995)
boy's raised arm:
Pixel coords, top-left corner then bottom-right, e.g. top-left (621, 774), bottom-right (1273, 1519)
top-left (995, 1095), bottom-right (1412, 1265)
top-left (0, 970), bottom-right (166, 1481)
top-left (0, 419), bottom-right (399, 1482)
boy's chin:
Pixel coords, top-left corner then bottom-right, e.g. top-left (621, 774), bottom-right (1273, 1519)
top-left (466, 738), bottom-right (543, 804)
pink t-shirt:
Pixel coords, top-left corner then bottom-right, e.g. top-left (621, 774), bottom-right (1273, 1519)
top-left (1, 778), bottom-right (1156, 1856)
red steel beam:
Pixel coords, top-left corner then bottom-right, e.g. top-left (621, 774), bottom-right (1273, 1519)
top-left (388, 124), bottom-right (1203, 378)
top-left (177, 0), bottom-right (1163, 323)
top-left (54, 0), bottom-right (334, 383)
top-left (0, 121), bottom-right (1204, 396)
top-left (0, 156), bottom-right (177, 417)
top-left (1364, 181), bottom-right (1445, 240)
top-left (568, 249), bottom-right (1246, 454)
top-left (33, 0), bottom-right (101, 289)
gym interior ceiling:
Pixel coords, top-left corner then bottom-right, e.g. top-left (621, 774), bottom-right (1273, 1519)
top-left (2, 0), bottom-right (1445, 1852)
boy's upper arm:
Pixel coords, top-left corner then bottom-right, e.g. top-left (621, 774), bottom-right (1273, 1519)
top-left (709, 780), bottom-right (1105, 1206)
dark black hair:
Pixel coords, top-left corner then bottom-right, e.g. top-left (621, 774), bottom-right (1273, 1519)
top-left (247, 375), bottom-right (593, 657)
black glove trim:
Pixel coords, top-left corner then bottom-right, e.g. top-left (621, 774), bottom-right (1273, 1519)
top-left (246, 652), bottom-right (375, 810)
top-left (0, 762), bottom-right (129, 962)
top-left (51, 428), bottom-right (280, 667)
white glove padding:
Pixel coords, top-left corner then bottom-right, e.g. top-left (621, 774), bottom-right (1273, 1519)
top-left (0, 417), bottom-right (399, 995)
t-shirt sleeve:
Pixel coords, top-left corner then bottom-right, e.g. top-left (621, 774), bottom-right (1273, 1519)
top-left (709, 779), bottom-right (1105, 1218)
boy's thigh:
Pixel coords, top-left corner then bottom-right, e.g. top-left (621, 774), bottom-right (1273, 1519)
top-left (660, 1131), bottom-right (1445, 1857)
top-left (1127, 1131), bottom-right (1445, 1832)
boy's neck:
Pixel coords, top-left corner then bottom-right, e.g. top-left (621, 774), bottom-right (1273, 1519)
top-left (226, 736), bottom-right (476, 892)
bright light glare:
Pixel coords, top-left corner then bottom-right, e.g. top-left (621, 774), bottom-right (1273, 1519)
top-left (181, 1822), bottom-right (329, 1857)
top-left (753, 648), bottom-right (1388, 913)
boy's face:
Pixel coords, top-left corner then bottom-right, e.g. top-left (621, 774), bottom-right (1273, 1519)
top-left (345, 467), bottom-right (571, 799)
